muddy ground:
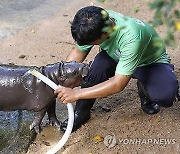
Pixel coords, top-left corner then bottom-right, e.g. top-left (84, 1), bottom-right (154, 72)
top-left (0, 0), bottom-right (180, 154)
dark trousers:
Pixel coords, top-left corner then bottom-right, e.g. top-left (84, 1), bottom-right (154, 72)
top-left (75, 50), bottom-right (179, 112)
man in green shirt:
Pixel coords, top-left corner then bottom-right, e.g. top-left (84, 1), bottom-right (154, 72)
top-left (54, 6), bottom-right (179, 132)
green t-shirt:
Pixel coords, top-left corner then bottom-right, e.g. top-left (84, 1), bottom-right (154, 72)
top-left (77, 10), bottom-right (171, 75)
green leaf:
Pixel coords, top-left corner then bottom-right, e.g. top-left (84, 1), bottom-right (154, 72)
top-left (164, 0), bottom-right (175, 16)
top-left (166, 30), bottom-right (175, 40)
top-left (174, 10), bottom-right (180, 18)
top-left (165, 18), bottom-right (174, 27)
top-left (149, 0), bottom-right (167, 10)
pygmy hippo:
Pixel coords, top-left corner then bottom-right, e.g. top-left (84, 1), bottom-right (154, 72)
top-left (0, 61), bottom-right (89, 133)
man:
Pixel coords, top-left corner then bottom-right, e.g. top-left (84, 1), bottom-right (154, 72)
top-left (55, 6), bottom-right (179, 132)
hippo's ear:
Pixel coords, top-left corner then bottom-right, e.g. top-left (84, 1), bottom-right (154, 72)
top-left (81, 63), bottom-right (89, 77)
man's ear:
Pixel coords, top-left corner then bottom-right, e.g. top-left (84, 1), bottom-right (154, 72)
top-left (101, 32), bottom-right (109, 39)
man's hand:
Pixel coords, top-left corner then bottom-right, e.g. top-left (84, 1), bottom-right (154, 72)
top-left (54, 87), bottom-right (79, 103)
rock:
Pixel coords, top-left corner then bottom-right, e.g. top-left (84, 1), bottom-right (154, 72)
top-left (19, 55), bottom-right (26, 59)
top-left (101, 104), bottom-right (111, 112)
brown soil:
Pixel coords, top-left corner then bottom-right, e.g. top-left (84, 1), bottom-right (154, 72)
top-left (1, 0), bottom-right (180, 154)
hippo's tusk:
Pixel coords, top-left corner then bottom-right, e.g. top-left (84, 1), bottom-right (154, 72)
top-left (30, 69), bottom-right (74, 154)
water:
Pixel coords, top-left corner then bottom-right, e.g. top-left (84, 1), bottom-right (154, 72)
top-left (0, 104), bottom-right (68, 152)
top-left (0, 110), bottom-right (35, 152)
top-left (0, 0), bottom-right (73, 39)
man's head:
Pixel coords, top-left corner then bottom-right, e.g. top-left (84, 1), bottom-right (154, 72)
top-left (71, 6), bottom-right (110, 46)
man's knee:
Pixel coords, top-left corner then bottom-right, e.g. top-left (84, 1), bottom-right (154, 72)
top-left (150, 89), bottom-right (177, 107)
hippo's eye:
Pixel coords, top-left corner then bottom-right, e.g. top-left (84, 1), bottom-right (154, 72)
top-left (73, 71), bottom-right (79, 76)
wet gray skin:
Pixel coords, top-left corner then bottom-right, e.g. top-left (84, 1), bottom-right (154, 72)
top-left (0, 61), bottom-right (89, 133)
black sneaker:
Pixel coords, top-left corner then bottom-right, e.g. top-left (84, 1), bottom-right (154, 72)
top-left (141, 102), bottom-right (160, 115)
top-left (137, 81), bottom-right (160, 115)
top-left (60, 111), bottom-right (90, 132)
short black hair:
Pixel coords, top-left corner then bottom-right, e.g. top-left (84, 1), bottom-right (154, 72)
top-left (71, 6), bottom-right (109, 46)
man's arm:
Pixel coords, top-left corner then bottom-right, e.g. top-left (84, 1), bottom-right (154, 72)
top-left (78, 74), bottom-right (131, 99)
top-left (55, 73), bottom-right (131, 103)
top-left (66, 47), bottom-right (89, 62)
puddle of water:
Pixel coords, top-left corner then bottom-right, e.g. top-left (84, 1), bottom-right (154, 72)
top-left (0, 0), bottom-right (73, 39)
top-left (0, 103), bottom-right (69, 152)
top-left (0, 110), bottom-right (34, 151)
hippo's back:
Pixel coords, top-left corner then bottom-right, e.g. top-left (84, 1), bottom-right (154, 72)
top-left (0, 64), bottom-right (31, 88)
top-left (0, 64), bottom-right (34, 110)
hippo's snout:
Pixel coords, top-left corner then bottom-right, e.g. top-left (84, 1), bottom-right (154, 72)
top-left (58, 61), bottom-right (89, 87)
top-left (60, 61), bottom-right (89, 78)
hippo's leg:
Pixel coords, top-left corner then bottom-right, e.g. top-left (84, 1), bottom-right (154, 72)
top-left (47, 100), bottom-right (61, 127)
top-left (30, 108), bottom-right (46, 133)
